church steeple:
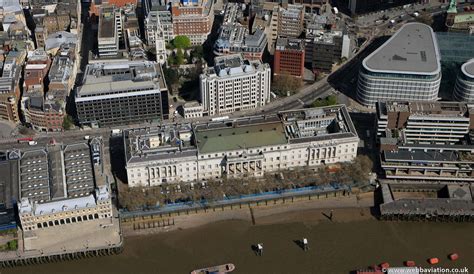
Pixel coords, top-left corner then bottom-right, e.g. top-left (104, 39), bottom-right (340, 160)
top-left (447, 0), bottom-right (457, 14)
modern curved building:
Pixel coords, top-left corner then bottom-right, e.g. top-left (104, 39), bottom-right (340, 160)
top-left (356, 23), bottom-right (442, 108)
top-left (453, 59), bottom-right (474, 103)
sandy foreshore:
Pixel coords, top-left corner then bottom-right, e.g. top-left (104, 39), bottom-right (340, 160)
top-left (6, 190), bottom-right (473, 274)
top-left (122, 192), bottom-right (375, 236)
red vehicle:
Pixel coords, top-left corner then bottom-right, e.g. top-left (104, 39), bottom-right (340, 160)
top-left (17, 137), bottom-right (34, 143)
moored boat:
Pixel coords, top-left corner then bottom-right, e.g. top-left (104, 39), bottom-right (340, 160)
top-left (191, 263), bottom-right (235, 274)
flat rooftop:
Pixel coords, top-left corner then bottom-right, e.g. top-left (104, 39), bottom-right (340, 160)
top-left (195, 122), bottom-right (288, 154)
top-left (363, 23), bottom-right (440, 75)
top-left (99, 7), bottom-right (116, 39)
top-left (0, 159), bottom-right (19, 209)
top-left (383, 149), bottom-right (460, 163)
top-left (125, 105), bottom-right (359, 164)
top-left (276, 38), bottom-right (305, 51)
top-left (77, 61), bottom-right (163, 97)
top-left (381, 101), bottom-right (471, 117)
top-left (461, 58), bottom-right (474, 78)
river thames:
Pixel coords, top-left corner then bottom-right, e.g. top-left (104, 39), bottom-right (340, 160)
top-left (5, 209), bottom-right (473, 274)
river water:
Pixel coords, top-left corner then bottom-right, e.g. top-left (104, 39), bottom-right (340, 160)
top-left (5, 218), bottom-right (473, 274)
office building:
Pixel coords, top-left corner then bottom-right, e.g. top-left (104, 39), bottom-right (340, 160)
top-left (23, 50), bottom-right (51, 94)
top-left (23, 94), bottom-right (65, 132)
top-left (171, 0), bottom-right (214, 45)
top-left (356, 23), bottom-right (442, 108)
top-left (376, 101), bottom-right (473, 145)
top-left (124, 105), bottom-right (359, 187)
top-left (199, 54), bottom-right (271, 116)
top-left (278, 4), bottom-right (304, 38)
top-left (182, 101), bottom-right (203, 119)
top-left (146, 10), bottom-right (174, 45)
top-left (97, 6), bottom-right (120, 57)
top-left (274, 38), bottom-right (305, 78)
top-left (252, 3), bottom-right (279, 54)
top-left (75, 61), bottom-right (166, 127)
top-left (335, 0), bottom-right (418, 15)
top-left (214, 3), bottom-right (267, 61)
top-left (311, 31), bottom-right (344, 73)
top-left (454, 59), bottom-right (474, 102)
top-left (0, 51), bottom-right (25, 123)
top-left (376, 101), bottom-right (474, 182)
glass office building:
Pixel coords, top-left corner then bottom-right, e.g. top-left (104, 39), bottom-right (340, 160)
top-left (356, 23), bottom-right (441, 108)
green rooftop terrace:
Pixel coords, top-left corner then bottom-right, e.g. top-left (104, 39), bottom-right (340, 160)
top-left (195, 122), bottom-right (288, 154)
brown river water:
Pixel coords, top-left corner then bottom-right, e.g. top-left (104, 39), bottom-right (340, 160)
top-left (4, 216), bottom-right (474, 274)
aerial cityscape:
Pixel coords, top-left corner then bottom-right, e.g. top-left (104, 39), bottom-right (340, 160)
top-left (0, 0), bottom-right (472, 273)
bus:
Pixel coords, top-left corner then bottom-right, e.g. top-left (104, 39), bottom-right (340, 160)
top-left (17, 137), bottom-right (33, 143)
top-left (211, 116), bottom-right (230, 122)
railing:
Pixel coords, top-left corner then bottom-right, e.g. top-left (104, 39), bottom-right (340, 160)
top-left (119, 183), bottom-right (351, 219)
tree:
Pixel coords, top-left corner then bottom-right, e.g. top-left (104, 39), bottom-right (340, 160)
top-left (191, 45), bottom-right (204, 61)
top-left (163, 67), bottom-right (179, 93)
top-left (342, 155), bottom-right (374, 184)
top-left (62, 115), bottom-right (74, 130)
top-left (311, 95), bottom-right (338, 107)
top-left (175, 49), bottom-right (185, 65)
top-left (272, 74), bottom-right (303, 97)
top-left (172, 35), bottom-right (191, 49)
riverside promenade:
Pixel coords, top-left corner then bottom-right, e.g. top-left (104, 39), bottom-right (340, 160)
top-left (0, 213), bottom-right (122, 268)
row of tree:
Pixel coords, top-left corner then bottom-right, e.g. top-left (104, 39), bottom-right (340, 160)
top-left (119, 156), bottom-right (373, 211)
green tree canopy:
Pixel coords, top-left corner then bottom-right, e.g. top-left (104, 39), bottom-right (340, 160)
top-left (172, 35), bottom-right (191, 49)
top-left (62, 115), bottom-right (74, 130)
top-left (311, 95), bottom-right (338, 107)
top-left (272, 74), bottom-right (303, 96)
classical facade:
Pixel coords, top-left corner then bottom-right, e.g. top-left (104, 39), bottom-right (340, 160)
top-left (124, 106), bottom-right (360, 187)
top-left (14, 141), bottom-right (113, 231)
top-left (18, 186), bottom-right (112, 231)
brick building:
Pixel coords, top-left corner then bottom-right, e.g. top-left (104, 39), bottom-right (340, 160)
top-left (274, 38), bottom-right (305, 78)
top-left (171, 0), bottom-right (214, 45)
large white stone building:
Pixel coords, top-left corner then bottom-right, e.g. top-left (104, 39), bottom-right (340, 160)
top-left (199, 54), bottom-right (271, 116)
top-left (124, 106), bottom-right (360, 187)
